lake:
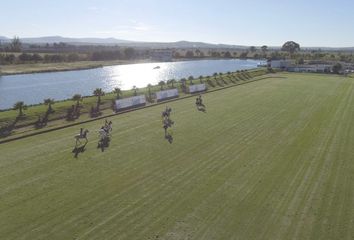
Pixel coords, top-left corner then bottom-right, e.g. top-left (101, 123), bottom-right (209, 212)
top-left (0, 59), bottom-right (262, 110)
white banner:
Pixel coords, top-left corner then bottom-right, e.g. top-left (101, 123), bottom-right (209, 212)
top-left (156, 89), bottom-right (179, 101)
top-left (189, 84), bottom-right (206, 93)
top-left (115, 95), bottom-right (146, 111)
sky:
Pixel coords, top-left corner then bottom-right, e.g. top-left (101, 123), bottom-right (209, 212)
top-left (1, 0), bottom-right (354, 47)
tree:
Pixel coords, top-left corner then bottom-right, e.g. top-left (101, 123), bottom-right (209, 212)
top-left (185, 50), bottom-right (194, 58)
top-left (224, 51), bottom-right (232, 58)
top-left (44, 98), bottom-right (55, 113)
top-left (188, 76), bottom-right (194, 85)
top-left (170, 79), bottom-right (176, 88)
top-left (249, 46), bottom-right (257, 53)
top-left (124, 47), bottom-right (135, 59)
top-left (195, 49), bottom-right (201, 57)
top-left (158, 81), bottom-right (166, 90)
top-left (67, 53), bottom-right (80, 62)
top-left (132, 86), bottom-right (138, 96)
top-left (72, 94), bottom-right (83, 109)
top-left (147, 84), bottom-right (153, 101)
top-left (199, 75), bottom-right (204, 83)
top-left (93, 88), bottom-right (105, 108)
top-left (261, 45), bottom-right (268, 53)
top-left (10, 36), bottom-right (22, 52)
top-left (13, 101), bottom-right (27, 117)
top-left (239, 51), bottom-right (249, 59)
top-left (281, 41), bottom-right (300, 56)
top-left (332, 63), bottom-right (342, 74)
top-left (296, 58), bottom-right (305, 65)
top-left (180, 78), bottom-right (187, 91)
top-left (113, 87), bottom-right (122, 99)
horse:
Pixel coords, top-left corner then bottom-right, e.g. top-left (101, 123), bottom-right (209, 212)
top-left (98, 127), bottom-right (111, 151)
top-left (196, 95), bottom-right (206, 112)
top-left (161, 107), bottom-right (172, 119)
top-left (74, 129), bottom-right (89, 147)
top-left (196, 95), bottom-right (204, 106)
top-left (105, 121), bottom-right (112, 133)
top-left (99, 127), bottom-right (109, 140)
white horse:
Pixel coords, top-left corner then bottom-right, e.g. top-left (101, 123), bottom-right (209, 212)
top-left (74, 129), bottom-right (89, 147)
top-left (99, 128), bottom-right (108, 141)
top-left (99, 122), bottom-right (112, 141)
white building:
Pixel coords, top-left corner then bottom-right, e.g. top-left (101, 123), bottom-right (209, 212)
top-left (269, 60), bottom-right (293, 69)
top-left (287, 65), bottom-right (332, 73)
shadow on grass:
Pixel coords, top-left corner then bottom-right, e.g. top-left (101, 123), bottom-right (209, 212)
top-left (0, 117), bottom-right (20, 138)
top-left (72, 143), bottom-right (87, 158)
top-left (97, 136), bottom-right (110, 152)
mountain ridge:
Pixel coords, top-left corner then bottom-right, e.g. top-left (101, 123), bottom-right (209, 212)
top-left (0, 36), bottom-right (353, 50)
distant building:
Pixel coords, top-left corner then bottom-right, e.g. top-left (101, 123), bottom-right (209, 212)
top-left (269, 60), bottom-right (293, 69)
top-left (151, 50), bottom-right (173, 62)
top-left (287, 65), bottom-right (332, 73)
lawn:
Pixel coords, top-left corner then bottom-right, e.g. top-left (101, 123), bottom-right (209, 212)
top-left (0, 73), bottom-right (353, 239)
top-left (0, 69), bottom-right (266, 131)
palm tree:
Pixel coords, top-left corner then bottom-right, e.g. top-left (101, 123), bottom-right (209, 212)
top-left (13, 101), bottom-right (27, 117)
top-left (147, 84), bottom-right (153, 102)
top-left (72, 94), bottom-right (83, 109)
top-left (180, 78), bottom-right (187, 87)
top-left (170, 79), bottom-right (176, 88)
top-left (93, 88), bottom-right (105, 108)
top-left (113, 87), bottom-right (122, 99)
top-left (179, 78), bottom-right (187, 92)
top-left (188, 76), bottom-right (194, 85)
top-left (213, 72), bottom-right (219, 85)
top-left (166, 80), bottom-right (171, 88)
top-left (132, 86), bottom-right (138, 96)
top-left (158, 81), bottom-right (166, 90)
top-left (199, 75), bottom-right (204, 83)
top-left (43, 98), bottom-right (55, 113)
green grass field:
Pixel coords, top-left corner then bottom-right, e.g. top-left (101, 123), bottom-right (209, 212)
top-left (0, 73), bottom-right (353, 239)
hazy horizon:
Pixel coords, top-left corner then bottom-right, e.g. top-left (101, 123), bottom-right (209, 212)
top-left (1, 0), bottom-right (354, 48)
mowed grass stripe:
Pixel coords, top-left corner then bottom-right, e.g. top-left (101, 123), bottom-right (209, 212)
top-left (0, 73), bottom-right (353, 240)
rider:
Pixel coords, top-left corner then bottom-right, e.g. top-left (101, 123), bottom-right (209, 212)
top-left (80, 128), bottom-right (83, 137)
top-left (196, 97), bottom-right (200, 106)
top-left (198, 95), bottom-right (203, 105)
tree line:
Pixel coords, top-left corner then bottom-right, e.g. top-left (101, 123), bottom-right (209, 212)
top-left (2, 37), bottom-right (354, 65)
top-left (0, 48), bottom-right (138, 65)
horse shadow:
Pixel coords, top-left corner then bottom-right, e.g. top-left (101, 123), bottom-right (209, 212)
top-left (197, 104), bottom-right (207, 113)
top-left (164, 131), bottom-right (173, 144)
top-left (0, 118), bottom-right (19, 138)
top-left (97, 136), bottom-right (111, 152)
top-left (72, 143), bottom-right (87, 158)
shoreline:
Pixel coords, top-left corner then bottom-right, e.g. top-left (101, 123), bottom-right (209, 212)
top-left (0, 59), bottom-right (158, 76)
top-left (0, 57), bottom-right (260, 76)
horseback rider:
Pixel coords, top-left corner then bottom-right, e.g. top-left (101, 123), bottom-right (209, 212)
top-left (80, 128), bottom-right (83, 137)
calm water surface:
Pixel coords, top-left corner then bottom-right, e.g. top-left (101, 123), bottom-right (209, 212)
top-left (0, 59), bottom-right (262, 109)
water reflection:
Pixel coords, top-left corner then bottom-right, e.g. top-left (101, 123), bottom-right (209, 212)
top-left (0, 59), bottom-right (261, 109)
